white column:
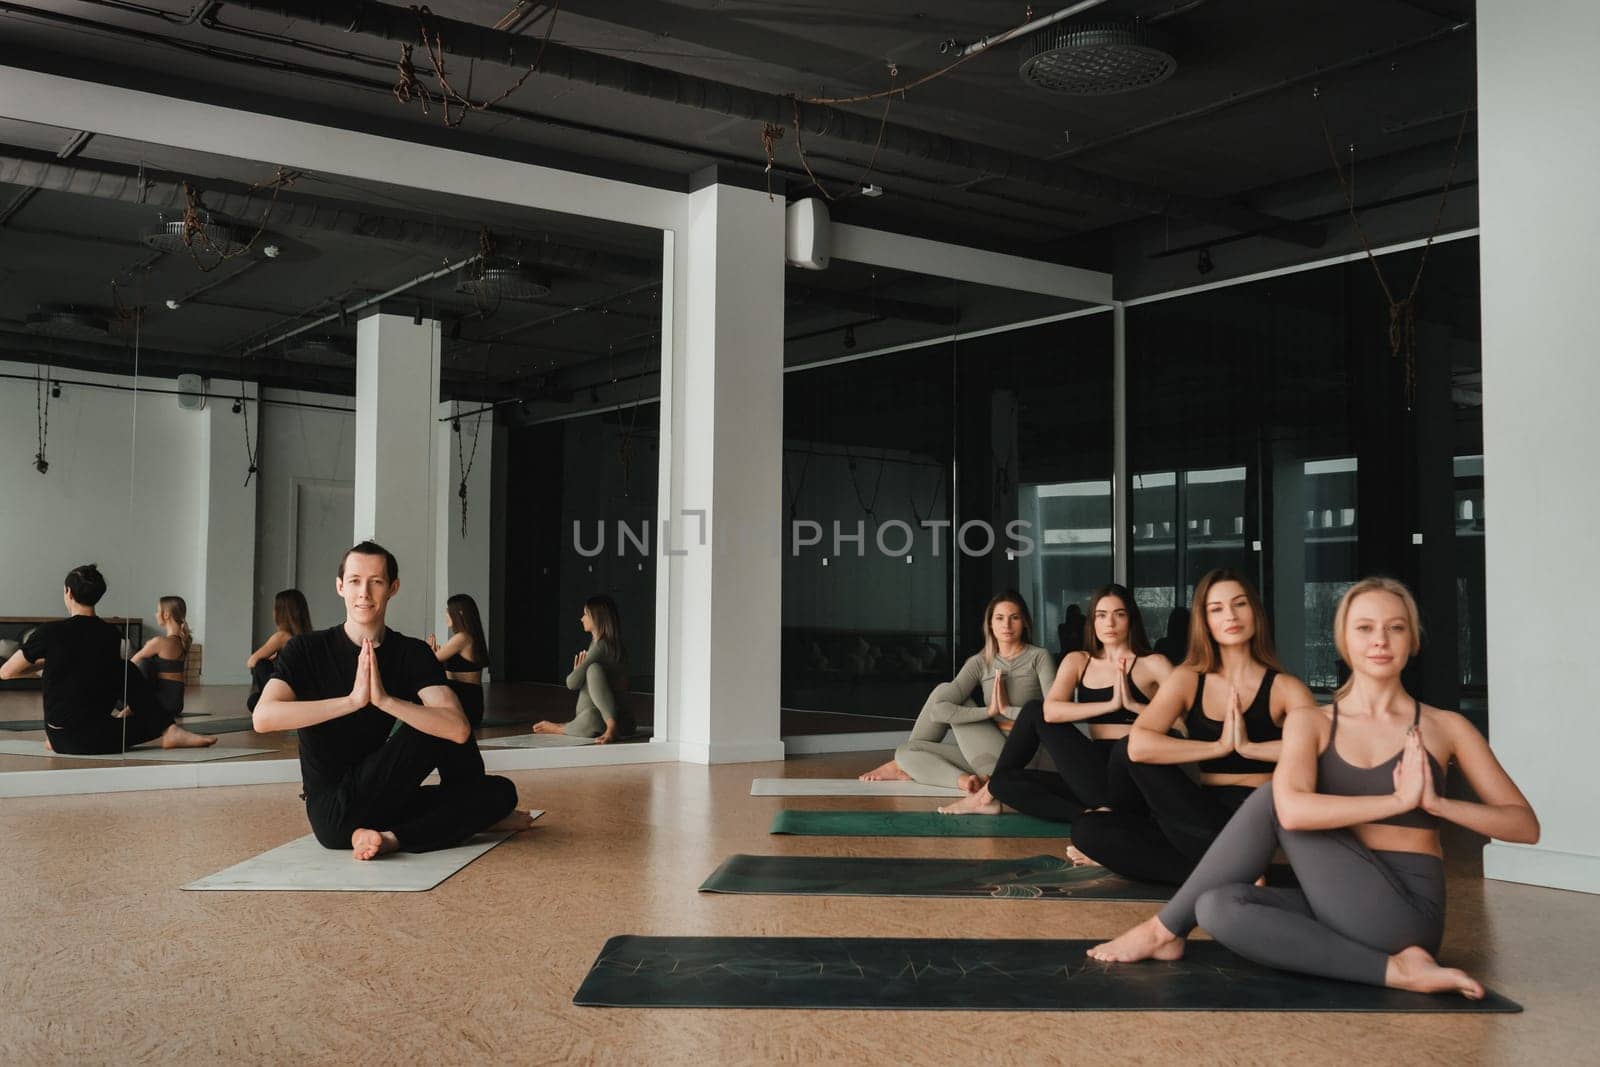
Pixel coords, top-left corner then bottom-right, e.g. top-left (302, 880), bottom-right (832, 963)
top-left (658, 178), bottom-right (787, 763)
top-left (1478, 0), bottom-right (1600, 894)
top-left (355, 311), bottom-right (441, 638)
top-left (192, 381), bottom-right (259, 683)
top-left (432, 400), bottom-right (495, 670)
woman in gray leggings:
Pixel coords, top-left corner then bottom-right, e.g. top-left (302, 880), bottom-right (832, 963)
top-left (1088, 577), bottom-right (1539, 999)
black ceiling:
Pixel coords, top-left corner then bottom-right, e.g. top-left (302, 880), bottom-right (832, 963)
top-left (0, 0), bottom-right (1478, 402)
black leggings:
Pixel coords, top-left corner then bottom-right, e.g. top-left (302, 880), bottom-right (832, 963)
top-left (985, 699), bottom-right (1142, 821)
top-left (305, 725), bottom-right (516, 853)
top-left (1070, 760), bottom-right (1253, 885)
top-left (246, 660), bottom-right (276, 712)
top-left (46, 662), bottom-right (175, 755)
top-left (449, 679), bottom-right (485, 730)
top-left (1158, 784), bottom-right (1446, 986)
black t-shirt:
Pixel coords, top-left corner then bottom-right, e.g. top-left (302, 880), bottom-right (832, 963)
top-left (270, 624), bottom-right (446, 797)
top-left (21, 615), bottom-right (124, 728)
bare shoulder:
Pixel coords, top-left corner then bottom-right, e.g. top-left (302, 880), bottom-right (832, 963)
top-left (1138, 652), bottom-right (1174, 677)
top-left (1283, 702), bottom-right (1333, 737)
top-left (1269, 670), bottom-right (1317, 708)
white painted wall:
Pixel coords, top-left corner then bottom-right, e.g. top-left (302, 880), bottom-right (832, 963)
top-left (251, 387), bottom-right (356, 646)
top-left (0, 361), bottom-right (257, 679)
top-left (1477, 0), bottom-right (1600, 893)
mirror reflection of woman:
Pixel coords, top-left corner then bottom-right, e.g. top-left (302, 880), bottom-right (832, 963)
top-left (533, 595), bottom-right (633, 744)
top-left (427, 593), bottom-right (490, 730)
top-left (246, 589), bottom-right (312, 712)
top-left (860, 590), bottom-right (1055, 790)
top-left (938, 583), bottom-right (1172, 817)
top-left (130, 595), bottom-right (191, 715)
top-left (1068, 569), bottom-right (1314, 883)
top-left (1089, 577), bottom-right (1539, 1000)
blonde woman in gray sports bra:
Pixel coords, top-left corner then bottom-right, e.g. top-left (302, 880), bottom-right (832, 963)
top-left (860, 590), bottom-right (1055, 791)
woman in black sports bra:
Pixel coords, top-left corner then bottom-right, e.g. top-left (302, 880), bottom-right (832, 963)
top-left (1069, 568), bottom-right (1315, 884)
top-left (937, 583), bottom-right (1172, 818)
top-left (427, 594), bottom-right (490, 729)
top-left (1089, 577), bottom-right (1538, 999)
top-left (130, 595), bottom-right (192, 715)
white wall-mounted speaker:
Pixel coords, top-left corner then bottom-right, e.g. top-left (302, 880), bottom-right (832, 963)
top-left (176, 373), bottom-right (207, 411)
top-left (786, 198), bottom-right (831, 270)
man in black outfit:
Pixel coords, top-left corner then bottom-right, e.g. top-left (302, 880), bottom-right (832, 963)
top-left (253, 540), bottom-right (529, 859)
top-left (0, 563), bottom-right (213, 753)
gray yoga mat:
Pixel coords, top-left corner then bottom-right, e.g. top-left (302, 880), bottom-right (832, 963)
top-left (574, 935), bottom-right (1522, 1013)
top-left (700, 854), bottom-right (1169, 901)
top-left (182, 821), bottom-right (537, 891)
top-left (180, 716), bottom-right (261, 736)
top-left (477, 733), bottom-right (598, 749)
top-left (0, 719), bottom-right (46, 732)
top-left (0, 739), bottom-right (276, 762)
top-left (750, 778), bottom-right (963, 798)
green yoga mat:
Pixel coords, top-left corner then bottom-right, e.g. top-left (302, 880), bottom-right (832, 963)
top-left (182, 716), bottom-right (262, 736)
top-left (574, 935), bottom-right (1522, 1013)
top-left (1, 713), bottom-right (222, 733)
top-left (0, 719), bottom-right (45, 732)
top-left (770, 809), bottom-right (1069, 838)
top-left (700, 853), bottom-right (1167, 901)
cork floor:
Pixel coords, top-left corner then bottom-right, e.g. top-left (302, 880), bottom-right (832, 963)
top-left (3, 751), bottom-right (1597, 1064)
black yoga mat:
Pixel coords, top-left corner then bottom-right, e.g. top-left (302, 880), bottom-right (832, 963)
top-left (700, 854), bottom-right (1169, 902)
top-left (0, 719), bottom-right (45, 732)
top-left (771, 810), bottom-right (1068, 838)
top-left (574, 936), bottom-right (1521, 1012)
top-left (1, 711), bottom-right (214, 732)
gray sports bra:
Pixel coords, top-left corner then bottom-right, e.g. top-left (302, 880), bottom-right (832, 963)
top-left (1316, 700), bottom-right (1443, 830)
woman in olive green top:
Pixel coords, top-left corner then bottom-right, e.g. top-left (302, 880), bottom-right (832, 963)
top-left (860, 590), bottom-right (1055, 790)
top-left (533, 595), bottom-right (633, 744)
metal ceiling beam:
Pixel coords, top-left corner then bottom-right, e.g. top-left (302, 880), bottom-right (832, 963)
top-left (226, 0), bottom-right (1325, 246)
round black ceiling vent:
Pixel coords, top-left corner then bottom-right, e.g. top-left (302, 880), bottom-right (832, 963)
top-left (454, 257), bottom-right (551, 302)
top-left (1019, 20), bottom-right (1177, 95)
top-left (25, 307), bottom-right (111, 341)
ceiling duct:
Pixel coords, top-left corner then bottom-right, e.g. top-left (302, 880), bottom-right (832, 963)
top-left (1019, 19), bottom-right (1177, 94)
top-left (455, 258), bottom-right (552, 302)
top-left (24, 307), bottom-right (111, 341)
top-left (283, 335), bottom-right (354, 364)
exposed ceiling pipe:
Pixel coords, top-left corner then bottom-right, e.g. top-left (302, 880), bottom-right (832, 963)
top-left (224, 0), bottom-right (1324, 246)
top-left (956, 0), bottom-right (1113, 58)
top-left (0, 149), bottom-right (655, 277)
top-left (0, 131), bottom-right (93, 229)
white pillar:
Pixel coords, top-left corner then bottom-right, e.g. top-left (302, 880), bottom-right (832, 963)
top-left (192, 381), bottom-right (259, 683)
top-left (1478, 0), bottom-right (1600, 894)
top-left (355, 311), bottom-right (441, 638)
top-left (658, 177), bottom-right (787, 763)
top-left (433, 400), bottom-right (495, 669)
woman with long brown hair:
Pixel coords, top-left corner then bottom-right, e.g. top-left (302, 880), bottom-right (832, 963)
top-left (1068, 568), bottom-right (1315, 884)
top-left (533, 594), bottom-right (634, 743)
top-left (859, 590), bottom-right (1055, 790)
top-left (246, 589), bottom-right (312, 712)
top-left (428, 593), bottom-right (490, 729)
top-left (1088, 577), bottom-right (1538, 999)
top-left (937, 583), bottom-right (1173, 817)
top-left (131, 595), bottom-right (192, 715)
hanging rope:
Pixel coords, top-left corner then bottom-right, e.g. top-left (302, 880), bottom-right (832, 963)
top-left (33, 365), bottom-right (50, 475)
top-left (238, 385), bottom-right (258, 486)
top-left (760, 122), bottom-right (785, 201)
top-left (395, 3), bottom-right (561, 128)
top-left (1316, 91), bottom-right (1472, 408)
top-left (788, 73), bottom-right (896, 202)
top-left (177, 168), bottom-right (300, 273)
top-left (454, 401), bottom-right (484, 536)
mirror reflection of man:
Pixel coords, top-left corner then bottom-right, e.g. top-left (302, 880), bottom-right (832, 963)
top-left (0, 563), bottom-right (213, 753)
top-left (254, 541), bottom-right (532, 860)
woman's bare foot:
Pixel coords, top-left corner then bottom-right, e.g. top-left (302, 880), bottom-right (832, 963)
top-left (350, 828), bottom-right (399, 861)
top-left (531, 721), bottom-right (561, 734)
top-left (489, 810), bottom-right (537, 832)
top-left (858, 760), bottom-right (911, 782)
top-left (937, 785), bottom-right (1001, 815)
top-left (1385, 946), bottom-right (1484, 999)
top-left (956, 772), bottom-right (988, 794)
top-left (160, 723), bottom-right (218, 749)
top-left (1087, 915), bottom-right (1186, 963)
top-left (1065, 844), bottom-right (1101, 868)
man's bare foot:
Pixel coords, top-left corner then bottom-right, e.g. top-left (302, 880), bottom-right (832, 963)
top-left (956, 772), bottom-right (988, 794)
top-left (1385, 946), bottom-right (1484, 999)
top-left (937, 785), bottom-right (1001, 816)
top-left (1087, 915), bottom-right (1186, 963)
top-left (489, 810), bottom-right (537, 832)
top-left (858, 760), bottom-right (911, 782)
top-left (531, 721), bottom-right (561, 734)
top-left (160, 724), bottom-right (218, 749)
top-left (350, 828), bottom-right (399, 861)
top-left (1065, 844), bottom-right (1102, 867)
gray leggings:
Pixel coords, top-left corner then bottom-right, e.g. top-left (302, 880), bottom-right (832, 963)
top-left (893, 684), bottom-right (1006, 789)
top-left (1157, 784), bottom-right (1446, 987)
